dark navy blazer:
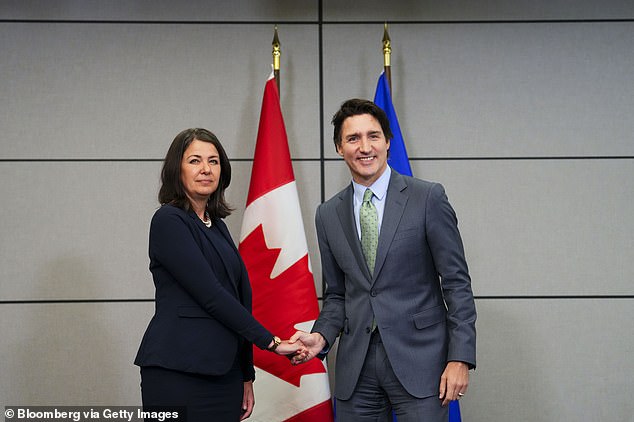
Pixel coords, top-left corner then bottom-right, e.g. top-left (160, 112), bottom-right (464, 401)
top-left (135, 204), bottom-right (273, 381)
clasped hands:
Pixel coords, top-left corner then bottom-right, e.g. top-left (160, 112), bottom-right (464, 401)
top-left (269, 331), bottom-right (326, 366)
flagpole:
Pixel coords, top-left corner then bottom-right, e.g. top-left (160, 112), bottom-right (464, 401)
top-left (382, 22), bottom-right (392, 96)
top-left (272, 25), bottom-right (281, 91)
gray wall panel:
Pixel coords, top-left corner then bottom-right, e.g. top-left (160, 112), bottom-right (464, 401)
top-left (469, 299), bottom-right (634, 421)
top-left (416, 159), bottom-right (634, 296)
top-left (0, 0), bottom-right (318, 21)
top-left (323, 0), bottom-right (634, 21)
top-left (0, 302), bottom-right (151, 405)
top-left (323, 22), bottom-right (634, 158)
top-left (0, 162), bottom-right (158, 300)
top-left (0, 23), bottom-right (319, 160)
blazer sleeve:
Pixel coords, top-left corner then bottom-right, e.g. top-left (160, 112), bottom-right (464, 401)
top-left (239, 336), bottom-right (256, 381)
top-left (425, 183), bottom-right (477, 368)
top-left (150, 207), bottom-right (273, 351)
top-left (311, 204), bottom-right (347, 348)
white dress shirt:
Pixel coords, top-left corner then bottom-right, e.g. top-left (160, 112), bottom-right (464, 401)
top-left (352, 166), bottom-right (391, 240)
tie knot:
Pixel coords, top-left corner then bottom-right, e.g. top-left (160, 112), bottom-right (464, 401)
top-left (363, 188), bottom-right (374, 204)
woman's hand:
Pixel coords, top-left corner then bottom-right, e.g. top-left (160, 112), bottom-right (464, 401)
top-left (268, 336), bottom-right (309, 361)
top-left (241, 380), bottom-right (254, 420)
top-left (275, 339), bottom-right (308, 359)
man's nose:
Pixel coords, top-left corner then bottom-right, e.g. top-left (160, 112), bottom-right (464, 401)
top-left (359, 137), bottom-right (372, 152)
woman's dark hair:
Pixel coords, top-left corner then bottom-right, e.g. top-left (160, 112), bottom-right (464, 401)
top-left (158, 128), bottom-right (233, 219)
top-left (331, 98), bottom-right (393, 151)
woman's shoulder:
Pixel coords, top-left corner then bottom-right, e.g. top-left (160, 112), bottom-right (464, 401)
top-left (151, 204), bottom-right (190, 226)
top-left (154, 203), bottom-right (183, 216)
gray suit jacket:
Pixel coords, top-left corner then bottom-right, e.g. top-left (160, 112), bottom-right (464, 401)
top-left (312, 170), bottom-right (476, 400)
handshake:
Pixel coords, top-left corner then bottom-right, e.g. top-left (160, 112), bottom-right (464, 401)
top-left (269, 331), bottom-right (327, 366)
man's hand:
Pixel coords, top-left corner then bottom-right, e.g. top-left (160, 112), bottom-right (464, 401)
top-left (288, 331), bottom-right (327, 365)
top-left (438, 361), bottom-right (469, 407)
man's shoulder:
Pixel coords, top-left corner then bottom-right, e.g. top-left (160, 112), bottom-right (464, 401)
top-left (320, 184), bottom-right (351, 208)
top-left (392, 171), bottom-right (442, 194)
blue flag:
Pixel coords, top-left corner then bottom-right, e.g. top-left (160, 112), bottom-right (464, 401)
top-left (373, 71), bottom-right (463, 422)
top-left (373, 72), bottom-right (412, 176)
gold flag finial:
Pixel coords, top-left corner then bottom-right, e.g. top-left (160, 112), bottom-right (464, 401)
top-left (272, 25), bottom-right (281, 71)
top-left (382, 22), bottom-right (391, 68)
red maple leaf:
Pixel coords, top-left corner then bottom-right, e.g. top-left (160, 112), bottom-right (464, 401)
top-left (240, 224), bottom-right (326, 387)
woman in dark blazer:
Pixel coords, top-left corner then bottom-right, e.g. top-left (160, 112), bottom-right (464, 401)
top-left (135, 128), bottom-right (303, 421)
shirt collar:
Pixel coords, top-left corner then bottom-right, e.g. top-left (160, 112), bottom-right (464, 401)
top-left (352, 166), bottom-right (391, 202)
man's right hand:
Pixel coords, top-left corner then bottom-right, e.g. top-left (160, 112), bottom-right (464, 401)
top-left (288, 331), bottom-right (327, 365)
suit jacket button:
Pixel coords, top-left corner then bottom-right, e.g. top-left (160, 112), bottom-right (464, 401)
top-left (370, 290), bottom-right (377, 297)
top-left (365, 327), bottom-right (371, 333)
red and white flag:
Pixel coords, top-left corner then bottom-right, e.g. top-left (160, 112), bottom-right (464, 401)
top-left (239, 73), bottom-right (334, 422)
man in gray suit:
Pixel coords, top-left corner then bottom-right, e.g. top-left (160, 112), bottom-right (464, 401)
top-left (291, 99), bottom-right (476, 421)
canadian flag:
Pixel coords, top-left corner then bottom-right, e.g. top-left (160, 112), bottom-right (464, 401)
top-left (239, 74), bottom-right (334, 421)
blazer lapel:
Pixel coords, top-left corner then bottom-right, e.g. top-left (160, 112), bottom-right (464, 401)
top-left (193, 214), bottom-right (241, 298)
top-left (336, 184), bottom-right (373, 281)
top-left (213, 219), bottom-right (244, 298)
top-left (373, 172), bottom-right (408, 283)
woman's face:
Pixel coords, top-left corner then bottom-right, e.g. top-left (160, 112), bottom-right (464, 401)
top-left (180, 139), bottom-right (221, 203)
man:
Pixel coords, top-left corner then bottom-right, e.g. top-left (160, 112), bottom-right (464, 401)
top-left (291, 99), bottom-right (476, 421)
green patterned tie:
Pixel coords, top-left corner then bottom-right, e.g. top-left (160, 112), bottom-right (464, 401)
top-left (360, 188), bottom-right (378, 275)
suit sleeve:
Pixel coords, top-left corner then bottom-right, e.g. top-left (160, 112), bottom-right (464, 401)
top-left (150, 207), bottom-right (273, 351)
top-left (311, 204), bottom-right (347, 349)
top-left (425, 183), bottom-right (477, 368)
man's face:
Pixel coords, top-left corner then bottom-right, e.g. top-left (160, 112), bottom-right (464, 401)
top-left (336, 113), bottom-right (390, 187)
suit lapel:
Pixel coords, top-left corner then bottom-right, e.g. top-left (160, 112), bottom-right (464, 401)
top-left (336, 184), bottom-right (373, 281)
top-left (373, 172), bottom-right (408, 283)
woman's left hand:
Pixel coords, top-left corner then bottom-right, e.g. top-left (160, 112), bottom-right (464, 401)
top-left (241, 381), bottom-right (255, 420)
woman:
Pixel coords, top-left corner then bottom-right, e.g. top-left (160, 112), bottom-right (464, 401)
top-left (135, 128), bottom-right (303, 421)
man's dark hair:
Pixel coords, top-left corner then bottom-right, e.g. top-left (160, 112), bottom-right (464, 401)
top-left (331, 98), bottom-right (393, 150)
